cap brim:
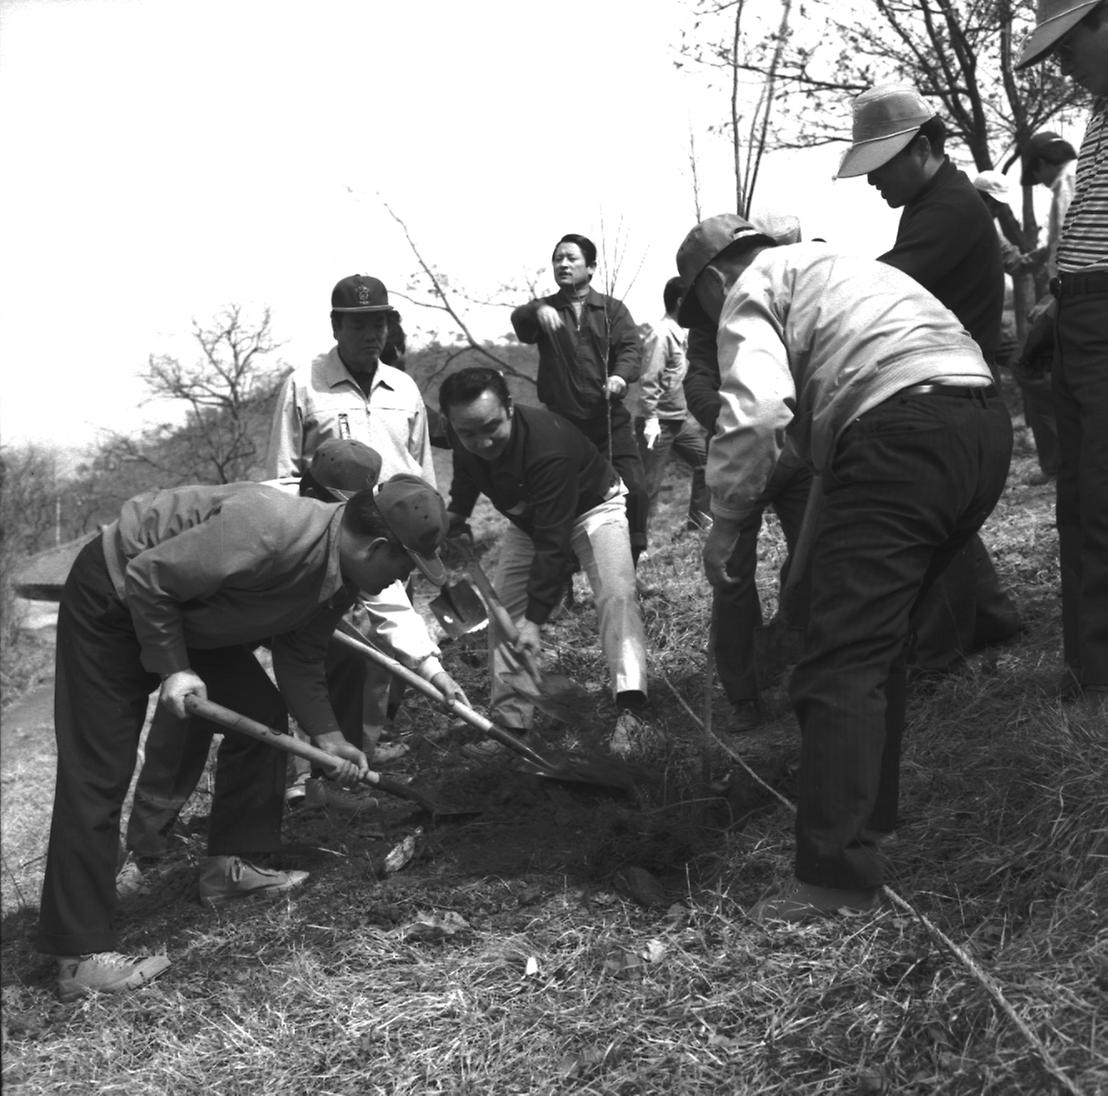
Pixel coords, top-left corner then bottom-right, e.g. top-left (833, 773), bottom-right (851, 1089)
top-left (331, 305), bottom-right (398, 314)
top-left (410, 551), bottom-right (446, 586)
top-left (835, 130), bottom-right (920, 178)
top-left (1016, 2), bottom-right (1097, 67)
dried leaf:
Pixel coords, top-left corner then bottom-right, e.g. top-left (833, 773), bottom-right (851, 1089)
top-left (640, 938), bottom-right (668, 964)
top-left (524, 955), bottom-right (539, 977)
top-left (382, 829), bottom-right (421, 875)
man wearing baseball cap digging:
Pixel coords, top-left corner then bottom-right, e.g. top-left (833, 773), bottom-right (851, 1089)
top-left (836, 82), bottom-right (1020, 675)
top-left (676, 214), bottom-right (1011, 921)
top-left (1016, 0), bottom-right (1108, 714)
top-left (40, 473), bottom-right (448, 1000)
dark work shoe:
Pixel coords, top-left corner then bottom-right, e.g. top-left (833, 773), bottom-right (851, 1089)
top-left (198, 856), bottom-right (309, 908)
top-left (56, 951), bottom-right (171, 1002)
top-left (752, 880), bottom-right (879, 924)
top-left (729, 700), bottom-right (763, 734)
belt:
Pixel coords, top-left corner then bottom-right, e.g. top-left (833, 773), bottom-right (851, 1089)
top-left (1050, 269), bottom-right (1108, 298)
top-left (899, 383), bottom-right (996, 401)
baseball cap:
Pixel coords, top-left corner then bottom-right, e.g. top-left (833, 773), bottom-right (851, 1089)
top-left (1019, 130), bottom-right (1078, 184)
top-left (374, 474), bottom-right (448, 585)
top-left (331, 274), bottom-right (397, 314)
top-left (307, 439), bottom-right (383, 501)
top-left (674, 214), bottom-right (773, 327)
top-left (1016, 0), bottom-right (1100, 67)
top-left (835, 84), bottom-right (937, 179)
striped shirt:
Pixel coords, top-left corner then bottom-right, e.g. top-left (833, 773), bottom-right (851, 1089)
top-left (1057, 99), bottom-right (1108, 273)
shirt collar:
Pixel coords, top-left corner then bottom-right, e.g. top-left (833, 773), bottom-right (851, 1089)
top-left (324, 347), bottom-right (397, 393)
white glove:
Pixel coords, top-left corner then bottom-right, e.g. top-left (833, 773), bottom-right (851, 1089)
top-left (642, 417), bottom-right (661, 449)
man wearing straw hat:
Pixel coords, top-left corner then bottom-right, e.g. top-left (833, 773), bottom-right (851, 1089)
top-left (1016, 0), bottom-right (1108, 713)
top-left (837, 83), bottom-right (1020, 672)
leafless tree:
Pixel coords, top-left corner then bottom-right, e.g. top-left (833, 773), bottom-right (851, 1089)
top-left (140, 305), bottom-right (288, 483)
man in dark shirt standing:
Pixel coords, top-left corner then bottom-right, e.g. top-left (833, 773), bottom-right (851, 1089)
top-left (837, 83), bottom-right (1019, 669)
top-left (439, 367), bottom-right (650, 755)
top-left (510, 235), bottom-right (648, 564)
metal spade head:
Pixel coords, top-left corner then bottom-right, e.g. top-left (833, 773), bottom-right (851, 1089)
top-left (429, 578), bottom-right (488, 637)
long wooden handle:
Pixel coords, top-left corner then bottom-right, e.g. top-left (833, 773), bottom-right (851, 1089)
top-left (331, 620), bottom-right (558, 772)
top-left (182, 694), bottom-right (432, 811)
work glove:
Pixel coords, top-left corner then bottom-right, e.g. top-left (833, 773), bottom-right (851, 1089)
top-left (642, 416), bottom-right (661, 449)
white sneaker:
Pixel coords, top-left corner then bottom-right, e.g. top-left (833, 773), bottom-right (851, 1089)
top-left (197, 856), bottom-right (309, 908)
top-left (56, 951), bottom-right (171, 1002)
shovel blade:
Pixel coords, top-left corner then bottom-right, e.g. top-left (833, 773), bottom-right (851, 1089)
top-left (429, 580), bottom-right (488, 637)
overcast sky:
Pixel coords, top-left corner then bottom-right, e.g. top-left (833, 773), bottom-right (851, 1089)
top-left (0, 0), bottom-right (1052, 454)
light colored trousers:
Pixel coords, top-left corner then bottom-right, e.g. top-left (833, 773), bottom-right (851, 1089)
top-left (489, 490), bottom-right (648, 728)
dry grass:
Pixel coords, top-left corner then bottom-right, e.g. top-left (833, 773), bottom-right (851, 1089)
top-left (2, 402), bottom-right (1106, 1095)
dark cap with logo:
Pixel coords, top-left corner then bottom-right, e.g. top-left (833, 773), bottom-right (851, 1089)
top-left (305, 439), bottom-right (383, 502)
top-left (331, 274), bottom-right (398, 314)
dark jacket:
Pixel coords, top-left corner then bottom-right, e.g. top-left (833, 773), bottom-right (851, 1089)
top-left (879, 158), bottom-right (1004, 364)
top-left (511, 287), bottom-right (642, 422)
top-left (101, 483), bottom-right (356, 738)
top-left (446, 404), bottom-right (618, 624)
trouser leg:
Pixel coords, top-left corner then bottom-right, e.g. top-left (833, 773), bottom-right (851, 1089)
top-left (126, 704), bottom-right (214, 856)
top-left (198, 647), bottom-right (286, 857)
top-left (1054, 285), bottom-right (1108, 686)
top-left (712, 509), bottom-right (764, 704)
top-left (790, 392), bottom-right (1011, 889)
top-left (1018, 372), bottom-right (1060, 476)
top-left (324, 639), bottom-right (370, 747)
top-left (38, 537), bottom-right (158, 957)
top-left (488, 523), bottom-right (537, 729)
top-left (670, 415), bottom-right (711, 525)
top-left (635, 417), bottom-right (677, 530)
top-left (572, 491), bottom-right (648, 699)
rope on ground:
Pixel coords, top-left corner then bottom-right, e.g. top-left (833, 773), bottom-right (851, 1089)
top-left (660, 670), bottom-right (1086, 1096)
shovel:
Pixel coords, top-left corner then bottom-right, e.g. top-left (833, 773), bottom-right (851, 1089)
top-left (753, 477), bottom-right (822, 688)
top-left (428, 577), bottom-right (488, 638)
top-left (463, 560), bottom-right (594, 724)
top-left (332, 621), bottom-right (642, 796)
top-left (182, 695), bottom-right (438, 816)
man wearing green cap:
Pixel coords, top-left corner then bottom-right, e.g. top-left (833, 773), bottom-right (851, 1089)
top-left (1016, 0), bottom-right (1108, 713)
top-left (677, 214), bottom-right (1011, 921)
top-left (39, 474), bottom-right (449, 999)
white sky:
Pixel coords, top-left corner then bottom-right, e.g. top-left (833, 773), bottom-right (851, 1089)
top-left (0, 0), bottom-right (1052, 453)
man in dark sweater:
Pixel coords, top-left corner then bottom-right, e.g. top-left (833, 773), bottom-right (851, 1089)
top-left (837, 84), bottom-right (1019, 669)
top-left (439, 366), bottom-right (649, 755)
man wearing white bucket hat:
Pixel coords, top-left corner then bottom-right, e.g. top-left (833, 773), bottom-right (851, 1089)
top-left (838, 83), bottom-right (1020, 673)
top-left (1016, 0), bottom-right (1108, 714)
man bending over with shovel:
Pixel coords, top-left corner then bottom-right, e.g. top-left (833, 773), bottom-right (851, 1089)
top-left (438, 366), bottom-right (651, 758)
top-left (39, 474), bottom-right (448, 1000)
top-left (677, 214), bottom-right (1011, 922)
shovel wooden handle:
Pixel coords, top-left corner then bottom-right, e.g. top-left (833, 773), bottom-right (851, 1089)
top-left (332, 621), bottom-right (558, 772)
top-left (182, 695), bottom-right (433, 812)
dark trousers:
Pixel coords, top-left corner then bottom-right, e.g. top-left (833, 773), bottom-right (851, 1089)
top-left (37, 537), bottom-right (286, 956)
top-left (790, 391), bottom-right (1012, 890)
top-left (909, 532), bottom-right (1020, 671)
top-left (634, 414), bottom-right (711, 531)
top-left (127, 635), bottom-right (366, 854)
top-left (1054, 273), bottom-right (1108, 686)
top-left (566, 403), bottom-right (649, 554)
top-left (714, 461), bottom-right (813, 704)
top-left (1017, 370), bottom-right (1060, 476)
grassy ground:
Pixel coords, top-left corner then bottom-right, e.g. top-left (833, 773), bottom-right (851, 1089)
top-left (1, 398), bottom-right (1105, 1095)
